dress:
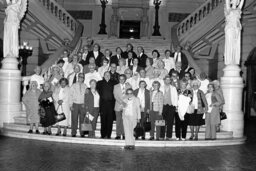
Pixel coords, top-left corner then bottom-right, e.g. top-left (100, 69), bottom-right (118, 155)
top-left (53, 86), bottom-right (72, 127)
top-left (39, 91), bottom-right (56, 127)
top-left (122, 97), bottom-right (141, 146)
top-left (224, 9), bottom-right (242, 65)
top-left (22, 89), bottom-right (41, 124)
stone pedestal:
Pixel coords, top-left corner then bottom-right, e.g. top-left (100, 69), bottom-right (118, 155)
top-left (220, 64), bottom-right (244, 138)
top-left (0, 57), bottom-right (21, 127)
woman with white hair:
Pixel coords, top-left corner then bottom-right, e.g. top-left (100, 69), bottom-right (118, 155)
top-left (22, 81), bottom-right (41, 134)
top-left (30, 66), bottom-right (45, 90)
top-left (116, 58), bottom-right (128, 75)
top-left (186, 79), bottom-right (208, 140)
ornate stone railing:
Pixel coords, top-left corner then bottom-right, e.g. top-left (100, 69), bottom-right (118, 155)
top-left (38, 0), bottom-right (77, 33)
top-left (177, 0), bottom-right (224, 38)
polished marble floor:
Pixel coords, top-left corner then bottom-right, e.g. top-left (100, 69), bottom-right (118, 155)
top-left (0, 119), bottom-right (256, 171)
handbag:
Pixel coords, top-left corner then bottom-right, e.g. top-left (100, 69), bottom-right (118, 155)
top-left (55, 105), bottom-right (66, 123)
top-left (134, 123), bottom-right (144, 138)
top-left (220, 111), bottom-right (227, 120)
top-left (81, 112), bottom-right (93, 131)
top-left (143, 114), bottom-right (151, 132)
top-left (155, 115), bottom-right (165, 126)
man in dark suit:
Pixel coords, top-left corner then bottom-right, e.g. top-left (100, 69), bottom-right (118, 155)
top-left (134, 80), bottom-right (150, 140)
top-left (122, 43), bottom-right (137, 59)
top-left (109, 63), bottom-right (119, 84)
top-left (96, 71), bottom-right (116, 139)
top-left (169, 62), bottom-right (186, 80)
top-left (87, 43), bottom-right (104, 67)
top-left (129, 57), bottom-right (143, 75)
top-left (110, 47), bottom-right (123, 66)
top-left (79, 46), bottom-right (90, 66)
top-left (173, 45), bottom-right (188, 71)
top-left (137, 46), bottom-right (148, 68)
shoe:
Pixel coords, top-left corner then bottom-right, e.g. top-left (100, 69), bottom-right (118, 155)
top-left (42, 131), bottom-right (48, 135)
top-left (159, 138), bottom-right (164, 141)
top-left (71, 135), bottom-right (76, 137)
top-left (142, 137), bottom-right (145, 140)
top-left (36, 130), bottom-right (40, 134)
top-left (189, 136), bottom-right (194, 140)
top-left (28, 130), bottom-right (33, 134)
top-left (122, 136), bottom-right (125, 140)
top-left (56, 132), bottom-right (61, 136)
top-left (194, 136), bottom-right (198, 141)
top-left (80, 135), bottom-right (85, 138)
top-left (149, 137), bottom-right (154, 140)
top-left (156, 138), bottom-right (160, 141)
top-left (62, 133), bottom-right (67, 137)
top-left (135, 137), bottom-right (138, 140)
top-left (181, 138), bottom-right (186, 141)
top-left (47, 132), bottom-right (52, 135)
top-left (205, 138), bottom-right (211, 140)
top-left (129, 146), bottom-right (135, 150)
top-left (211, 138), bottom-right (216, 140)
top-left (115, 136), bottom-right (121, 140)
top-left (176, 138), bottom-right (180, 141)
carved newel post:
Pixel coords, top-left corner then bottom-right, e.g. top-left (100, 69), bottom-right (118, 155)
top-left (220, 0), bottom-right (245, 138)
top-left (0, 0), bottom-right (28, 127)
top-left (98, 0), bottom-right (108, 35)
top-left (152, 0), bottom-right (161, 36)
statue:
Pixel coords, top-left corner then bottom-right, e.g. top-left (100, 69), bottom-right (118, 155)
top-left (224, 0), bottom-right (244, 65)
top-left (3, 0), bottom-right (27, 58)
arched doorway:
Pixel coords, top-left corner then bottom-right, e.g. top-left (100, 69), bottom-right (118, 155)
top-left (245, 47), bottom-right (256, 118)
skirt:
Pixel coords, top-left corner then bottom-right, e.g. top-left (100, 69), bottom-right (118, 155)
top-left (40, 103), bottom-right (57, 127)
top-left (185, 110), bottom-right (205, 126)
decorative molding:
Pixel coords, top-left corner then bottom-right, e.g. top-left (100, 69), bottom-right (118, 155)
top-left (168, 13), bottom-right (189, 22)
top-left (68, 10), bottom-right (93, 20)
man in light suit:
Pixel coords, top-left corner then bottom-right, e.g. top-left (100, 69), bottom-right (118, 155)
top-left (113, 74), bottom-right (131, 140)
top-left (67, 64), bottom-right (82, 87)
top-left (160, 75), bottom-right (178, 140)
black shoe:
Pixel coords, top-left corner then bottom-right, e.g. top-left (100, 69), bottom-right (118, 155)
top-left (80, 135), bottom-right (85, 138)
top-left (122, 136), bottom-right (125, 140)
top-left (62, 133), bottom-right (67, 137)
top-left (47, 132), bottom-right (52, 135)
top-left (72, 135), bottom-right (76, 137)
top-left (42, 131), bottom-right (48, 135)
top-left (36, 130), bottom-right (40, 134)
top-left (56, 131), bottom-right (61, 136)
top-left (128, 146), bottom-right (135, 150)
top-left (28, 130), bottom-right (33, 134)
top-left (189, 136), bottom-right (194, 140)
top-left (135, 137), bottom-right (138, 140)
top-left (149, 137), bottom-right (154, 140)
top-left (194, 136), bottom-right (198, 141)
top-left (142, 137), bottom-right (145, 140)
top-left (115, 136), bottom-right (121, 140)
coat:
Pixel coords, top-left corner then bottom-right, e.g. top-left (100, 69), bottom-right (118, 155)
top-left (22, 89), bottom-right (41, 124)
top-left (114, 83), bottom-right (131, 111)
top-left (52, 86), bottom-right (72, 126)
top-left (87, 51), bottom-right (105, 67)
top-left (84, 89), bottom-right (100, 114)
top-left (206, 92), bottom-right (222, 125)
top-left (150, 90), bottom-right (164, 114)
top-left (192, 89), bottom-right (208, 114)
top-left (137, 53), bottom-right (148, 68)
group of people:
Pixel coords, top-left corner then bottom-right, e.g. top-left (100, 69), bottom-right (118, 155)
top-left (22, 38), bottom-right (225, 149)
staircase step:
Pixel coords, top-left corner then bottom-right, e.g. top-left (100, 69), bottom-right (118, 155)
top-left (2, 126), bottom-right (245, 147)
top-left (3, 123), bottom-right (232, 139)
top-left (13, 116), bottom-right (213, 132)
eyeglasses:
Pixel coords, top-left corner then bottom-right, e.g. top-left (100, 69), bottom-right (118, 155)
top-left (127, 92), bottom-right (133, 95)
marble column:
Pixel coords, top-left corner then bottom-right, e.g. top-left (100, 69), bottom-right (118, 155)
top-left (220, 65), bottom-right (244, 138)
top-left (110, 7), bottom-right (118, 38)
top-left (141, 8), bottom-right (149, 39)
top-left (0, 56), bottom-right (22, 127)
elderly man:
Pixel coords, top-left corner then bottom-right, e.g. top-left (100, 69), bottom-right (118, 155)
top-left (137, 46), bottom-right (148, 68)
top-left (113, 74), bottom-right (131, 140)
top-left (64, 54), bottom-right (83, 78)
top-left (84, 63), bottom-right (102, 87)
top-left (109, 63), bottom-right (120, 84)
top-left (160, 75), bottom-right (178, 140)
top-left (68, 64), bottom-right (82, 87)
top-left (70, 73), bottom-right (87, 137)
top-left (97, 71), bottom-right (116, 139)
top-left (173, 45), bottom-right (188, 71)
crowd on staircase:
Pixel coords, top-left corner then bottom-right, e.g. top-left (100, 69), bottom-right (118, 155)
top-left (22, 37), bottom-right (225, 150)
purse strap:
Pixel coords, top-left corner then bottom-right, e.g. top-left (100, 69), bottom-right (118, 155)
top-left (83, 112), bottom-right (91, 124)
top-left (56, 104), bottom-right (64, 113)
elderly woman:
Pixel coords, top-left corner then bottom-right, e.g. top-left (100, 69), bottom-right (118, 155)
top-left (87, 43), bottom-right (105, 67)
top-left (154, 60), bottom-right (168, 80)
top-left (84, 79), bottom-right (100, 138)
top-left (126, 51), bottom-right (134, 67)
top-left (83, 57), bottom-right (97, 74)
top-left (162, 50), bottom-right (175, 72)
top-left (129, 57), bottom-right (142, 76)
top-left (116, 58), bottom-right (128, 75)
top-left (149, 81), bottom-right (164, 141)
top-left (48, 66), bottom-right (62, 88)
top-left (145, 58), bottom-right (155, 79)
top-left (53, 78), bottom-right (72, 136)
top-left (22, 81), bottom-right (41, 134)
top-left (64, 54), bottom-right (83, 78)
top-left (186, 80), bottom-right (208, 140)
top-left (198, 72), bottom-right (210, 94)
top-left (205, 83), bottom-right (223, 140)
top-left (39, 82), bottom-right (56, 135)
top-left (122, 88), bottom-right (141, 150)
top-left (152, 50), bottom-right (161, 68)
top-left (98, 58), bottom-right (110, 78)
top-left (30, 66), bottom-right (45, 90)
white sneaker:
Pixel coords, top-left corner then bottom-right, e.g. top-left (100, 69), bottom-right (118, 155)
top-left (176, 138), bottom-right (180, 141)
top-left (181, 138), bottom-right (186, 141)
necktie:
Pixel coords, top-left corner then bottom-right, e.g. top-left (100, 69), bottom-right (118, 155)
top-left (73, 74), bottom-right (77, 84)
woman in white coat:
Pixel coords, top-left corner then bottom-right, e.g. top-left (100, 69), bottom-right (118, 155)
top-left (122, 88), bottom-right (141, 150)
top-left (53, 78), bottom-right (72, 136)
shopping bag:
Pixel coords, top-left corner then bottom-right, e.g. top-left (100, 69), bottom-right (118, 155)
top-left (134, 123), bottom-right (144, 138)
top-left (143, 114), bottom-right (151, 132)
top-left (55, 105), bottom-right (66, 123)
top-left (81, 112), bottom-right (93, 131)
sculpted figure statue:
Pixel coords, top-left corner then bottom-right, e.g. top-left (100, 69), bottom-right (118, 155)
top-left (3, 0), bottom-right (27, 58)
top-left (224, 0), bottom-right (244, 65)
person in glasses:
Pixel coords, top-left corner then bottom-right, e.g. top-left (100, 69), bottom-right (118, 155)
top-left (122, 88), bottom-right (141, 150)
top-left (70, 73), bottom-right (87, 137)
